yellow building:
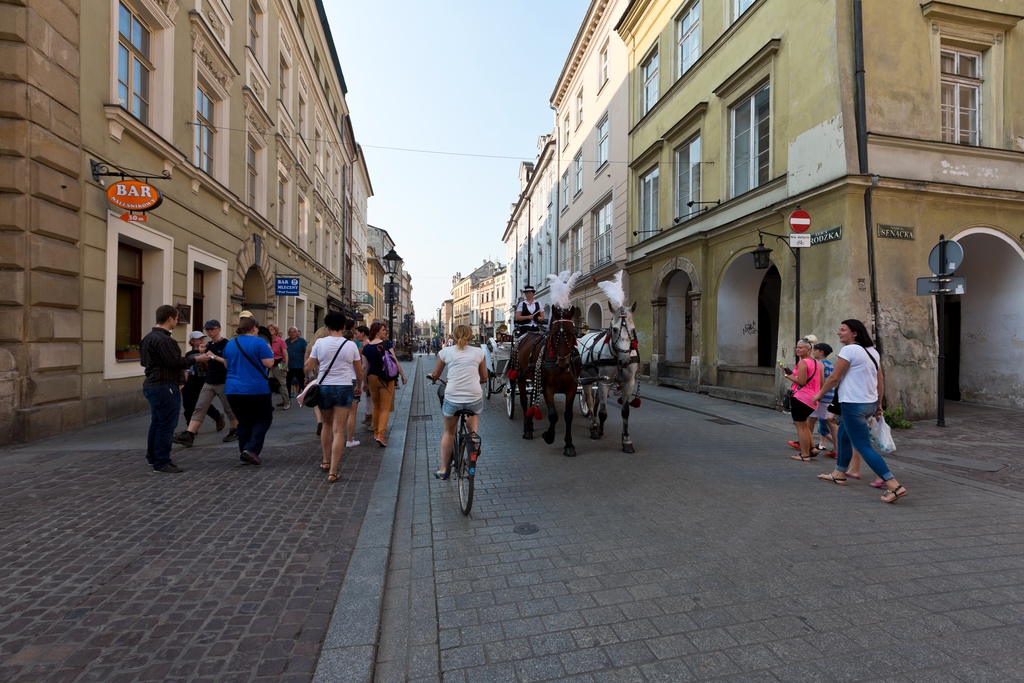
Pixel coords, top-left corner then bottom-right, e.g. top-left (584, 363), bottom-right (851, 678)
top-left (451, 273), bottom-right (472, 330)
top-left (617, 0), bottom-right (1024, 416)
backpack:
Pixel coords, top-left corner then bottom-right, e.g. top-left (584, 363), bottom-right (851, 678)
top-left (381, 345), bottom-right (400, 382)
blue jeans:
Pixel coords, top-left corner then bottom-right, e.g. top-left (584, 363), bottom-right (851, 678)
top-left (227, 393), bottom-right (274, 457)
top-left (144, 384), bottom-right (181, 469)
top-left (835, 402), bottom-right (894, 481)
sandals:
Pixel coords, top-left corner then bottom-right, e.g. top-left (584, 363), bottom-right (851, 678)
top-left (434, 471), bottom-right (449, 480)
top-left (846, 472), bottom-right (862, 480)
top-left (817, 473), bottom-right (847, 486)
top-left (790, 454), bottom-right (814, 462)
top-left (328, 473), bottom-right (340, 483)
top-left (869, 481), bottom-right (887, 489)
top-left (880, 485), bottom-right (908, 503)
top-left (320, 462), bottom-right (330, 471)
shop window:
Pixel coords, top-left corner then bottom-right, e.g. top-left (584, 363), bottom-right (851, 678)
top-left (116, 243), bottom-right (143, 348)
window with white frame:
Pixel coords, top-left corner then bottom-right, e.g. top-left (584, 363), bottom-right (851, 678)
top-left (563, 115), bottom-right (570, 148)
top-left (640, 167), bottom-right (659, 237)
top-left (600, 43), bottom-right (609, 88)
top-left (297, 195), bottom-right (308, 252)
top-left (277, 174), bottom-right (288, 235)
top-left (595, 116), bottom-right (609, 169)
top-left (678, 2), bottom-right (700, 76)
top-left (279, 57), bottom-right (288, 104)
top-left (194, 86), bottom-right (215, 174)
top-left (573, 151), bottom-right (583, 196)
top-left (940, 48), bottom-right (982, 146)
top-left (247, 143), bottom-right (258, 208)
top-left (117, 2), bottom-right (152, 124)
top-left (734, 0), bottom-right (755, 20)
top-left (732, 83), bottom-right (770, 197)
top-left (561, 171), bottom-right (569, 210)
top-left (560, 236), bottom-right (569, 272)
top-left (248, 1), bottom-right (261, 54)
top-left (593, 199), bottom-right (613, 266)
top-left (572, 225), bottom-right (582, 273)
top-left (577, 90), bottom-right (584, 128)
top-left (641, 49), bottom-right (659, 116)
top-left (675, 135), bottom-right (701, 220)
top-left (298, 96), bottom-right (307, 141)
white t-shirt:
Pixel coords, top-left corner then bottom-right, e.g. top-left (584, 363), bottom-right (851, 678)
top-left (837, 344), bottom-right (880, 404)
top-left (518, 300), bottom-right (542, 322)
top-left (439, 345), bottom-right (485, 403)
top-left (310, 337), bottom-right (361, 386)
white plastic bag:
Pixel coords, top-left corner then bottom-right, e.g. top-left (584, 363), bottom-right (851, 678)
top-left (868, 415), bottom-right (896, 453)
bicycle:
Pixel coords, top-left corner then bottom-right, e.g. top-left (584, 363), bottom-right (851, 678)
top-left (428, 375), bottom-right (481, 515)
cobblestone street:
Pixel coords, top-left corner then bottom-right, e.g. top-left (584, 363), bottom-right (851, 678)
top-left (0, 376), bottom-right (410, 683)
top-left (377, 360), bottom-right (1024, 683)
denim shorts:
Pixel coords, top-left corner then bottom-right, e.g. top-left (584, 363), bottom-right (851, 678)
top-left (441, 397), bottom-right (484, 419)
top-left (319, 384), bottom-right (354, 410)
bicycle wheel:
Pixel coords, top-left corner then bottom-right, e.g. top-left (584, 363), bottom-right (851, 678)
top-left (457, 434), bottom-right (473, 515)
top-left (506, 381), bottom-right (515, 419)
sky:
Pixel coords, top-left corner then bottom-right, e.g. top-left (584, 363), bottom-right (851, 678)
top-left (324, 0), bottom-right (591, 323)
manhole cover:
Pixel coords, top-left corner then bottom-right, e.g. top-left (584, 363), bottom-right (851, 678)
top-left (513, 523), bottom-right (539, 535)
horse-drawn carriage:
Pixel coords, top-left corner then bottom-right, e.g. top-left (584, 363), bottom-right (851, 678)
top-left (488, 271), bottom-right (641, 456)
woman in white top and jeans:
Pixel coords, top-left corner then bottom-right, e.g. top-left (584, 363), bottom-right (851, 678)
top-left (427, 325), bottom-right (486, 479)
top-left (304, 313), bottom-right (363, 483)
top-left (813, 319), bottom-right (908, 503)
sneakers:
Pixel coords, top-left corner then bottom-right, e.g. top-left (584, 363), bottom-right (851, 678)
top-left (346, 440), bottom-right (360, 447)
top-left (172, 431), bottom-right (194, 447)
top-left (223, 428), bottom-right (238, 442)
top-left (153, 462), bottom-right (183, 473)
top-left (215, 415), bottom-right (226, 432)
top-left (240, 450), bottom-right (262, 466)
top-left (282, 404), bottom-right (290, 410)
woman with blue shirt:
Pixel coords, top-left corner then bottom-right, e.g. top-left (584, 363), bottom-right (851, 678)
top-left (212, 317), bottom-right (275, 466)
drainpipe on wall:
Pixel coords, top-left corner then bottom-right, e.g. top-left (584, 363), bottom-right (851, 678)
top-left (853, 0), bottom-right (882, 353)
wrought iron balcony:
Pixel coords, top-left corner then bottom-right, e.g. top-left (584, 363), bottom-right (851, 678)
top-left (352, 291), bottom-right (373, 305)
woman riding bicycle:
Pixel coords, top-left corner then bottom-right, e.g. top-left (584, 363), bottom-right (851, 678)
top-left (427, 324), bottom-right (486, 479)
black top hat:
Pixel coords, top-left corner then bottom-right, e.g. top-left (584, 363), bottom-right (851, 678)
top-left (522, 285), bottom-right (536, 293)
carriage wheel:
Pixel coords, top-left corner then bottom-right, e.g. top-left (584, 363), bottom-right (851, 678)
top-left (505, 381), bottom-right (515, 419)
top-left (485, 371), bottom-right (493, 399)
top-left (579, 385), bottom-right (590, 418)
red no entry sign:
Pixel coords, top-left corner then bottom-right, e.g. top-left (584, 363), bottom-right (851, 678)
top-left (789, 209), bottom-right (811, 233)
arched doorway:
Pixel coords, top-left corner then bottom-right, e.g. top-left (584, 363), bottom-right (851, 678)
top-left (587, 303), bottom-right (603, 331)
top-left (717, 253), bottom-right (779, 367)
top-left (948, 229), bottom-right (1024, 407)
top-left (231, 234), bottom-right (276, 325)
top-left (664, 271), bottom-right (692, 363)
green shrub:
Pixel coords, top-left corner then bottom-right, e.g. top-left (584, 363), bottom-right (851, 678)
top-left (884, 405), bottom-right (913, 429)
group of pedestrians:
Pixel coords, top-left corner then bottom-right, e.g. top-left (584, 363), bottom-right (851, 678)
top-left (782, 318), bottom-right (908, 504)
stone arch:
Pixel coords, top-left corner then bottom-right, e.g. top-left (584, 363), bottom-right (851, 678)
top-left (945, 226), bottom-right (1024, 408)
top-left (651, 257), bottom-right (702, 382)
top-left (231, 234), bottom-right (276, 326)
top-left (716, 251), bottom-right (780, 367)
top-left (586, 302), bottom-right (603, 330)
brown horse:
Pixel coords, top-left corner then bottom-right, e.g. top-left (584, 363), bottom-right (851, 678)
top-left (511, 307), bottom-right (581, 456)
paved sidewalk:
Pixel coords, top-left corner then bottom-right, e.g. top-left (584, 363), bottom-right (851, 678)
top-left (377, 375), bottom-right (1024, 682)
top-left (0, 368), bottom-right (413, 683)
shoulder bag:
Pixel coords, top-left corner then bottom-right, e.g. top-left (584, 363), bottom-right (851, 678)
top-left (302, 339), bottom-right (348, 407)
top-left (234, 338), bottom-right (281, 393)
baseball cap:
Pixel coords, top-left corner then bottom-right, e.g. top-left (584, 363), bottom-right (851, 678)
top-left (239, 310), bottom-right (254, 319)
top-left (203, 319), bottom-right (221, 329)
top-left (188, 331), bottom-right (206, 340)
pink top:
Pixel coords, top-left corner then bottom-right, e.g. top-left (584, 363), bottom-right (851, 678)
top-left (792, 357), bottom-right (822, 409)
top-left (271, 336), bottom-right (288, 361)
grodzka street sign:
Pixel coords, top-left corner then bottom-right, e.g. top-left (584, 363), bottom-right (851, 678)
top-left (810, 225), bottom-right (842, 245)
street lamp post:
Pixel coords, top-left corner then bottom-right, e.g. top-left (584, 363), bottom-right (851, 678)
top-left (383, 247), bottom-right (402, 340)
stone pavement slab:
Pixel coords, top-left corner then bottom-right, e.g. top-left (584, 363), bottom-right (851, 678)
top-left (0, 366), bottom-right (414, 683)
top-left (377, 373), bottom-right (1024, 682)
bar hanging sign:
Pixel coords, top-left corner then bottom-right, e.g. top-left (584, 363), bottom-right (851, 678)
top-left (275, 277), bottom-right (300, 296)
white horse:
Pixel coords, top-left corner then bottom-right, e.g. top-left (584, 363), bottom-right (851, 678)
top-left (578, 301), bottom-right (640, 453)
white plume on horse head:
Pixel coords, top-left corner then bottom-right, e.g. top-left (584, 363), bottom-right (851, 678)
top-left (597, 270), bottom-right (626, 309)
top-left (547, 270), bottom-right (582, 310)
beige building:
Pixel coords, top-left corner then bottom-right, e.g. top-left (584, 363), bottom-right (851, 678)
top-left (552, 0), bottom-right (632, 332)
top-left (451, 272), bottom-right (471, 330)
top-left (504, 135), bottom-right (559, 319)
top-left (473, 263), bottom-right (507, 339)
top-left (617, 0), bottom-right (1024, 415)
top-left (0, 0), bottom-right (372, 444)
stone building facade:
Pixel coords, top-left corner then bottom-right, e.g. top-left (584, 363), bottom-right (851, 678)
top-left (617, 0), bottom-right (1024, 416)
top-left (0, 0), bottom-right (374, 444)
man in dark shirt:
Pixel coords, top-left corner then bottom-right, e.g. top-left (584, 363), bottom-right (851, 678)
top-left (140, 305), bottom-right (208, 473)
top-left (173, 319), bottom-right (239, 446)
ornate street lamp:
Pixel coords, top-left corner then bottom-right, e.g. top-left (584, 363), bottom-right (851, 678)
top-left (383, 248), bottom-right (402, 339)
top-left (751, 238), bottom-right (773, 270)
